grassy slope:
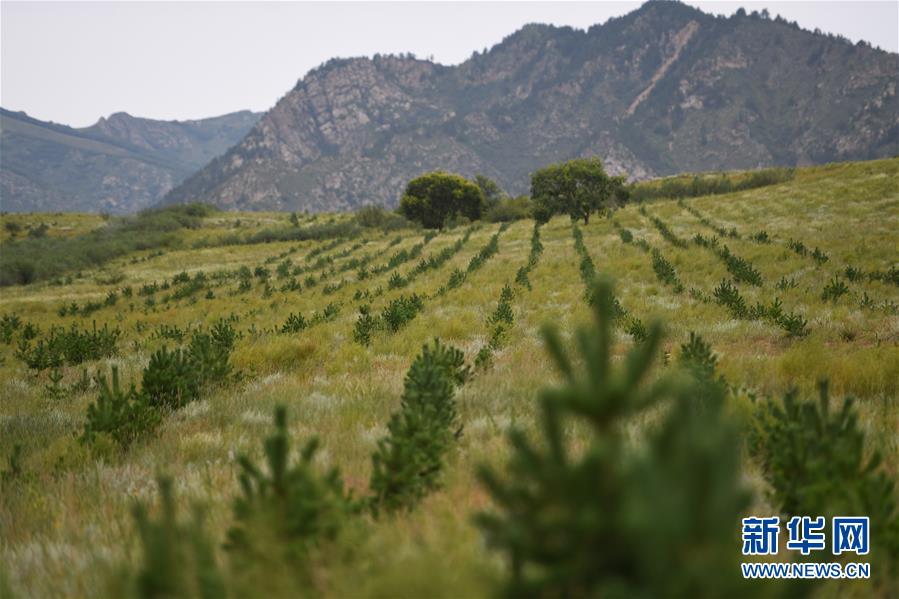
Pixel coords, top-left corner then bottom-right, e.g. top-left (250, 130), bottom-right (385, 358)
top-left (0, 158), bottom-right (897, 596)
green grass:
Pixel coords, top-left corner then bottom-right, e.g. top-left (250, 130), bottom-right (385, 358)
top-left (1, 158), bottom-right (897, 596)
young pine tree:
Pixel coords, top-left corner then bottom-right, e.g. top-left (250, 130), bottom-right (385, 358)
top-left (225, 406), bottom-right (354, 590)
top-left (369, 339), bottom-right (469, 514)
top-left (130, 477), bottom-right (225, 599)
top-left (476, 280), bottom-right (758, 597)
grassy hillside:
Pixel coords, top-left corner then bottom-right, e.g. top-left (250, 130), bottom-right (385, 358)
top-left (1, 158), bottom-right (897, 596)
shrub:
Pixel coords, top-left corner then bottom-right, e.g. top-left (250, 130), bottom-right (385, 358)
top-left (15, 322), bottom-right (120, 370)
top-left (226, 407), bottom-right (353, 567)
top-left (381, 294), bottom-right (425, 333)
top-left (187, 332), bottom-right (233, 388)
top-left (810, 247), bottom-right (829, 265)
top-left (514, 223), bottom-right (543, 291)
top-left (476, 281), bottom-right (753, 597)
top-left (628, 167), bottom-right (794, 202)
top-left (0, 313), bottom-right (22, 344)
top-left (514, 267), bottom-right (531, 290)
top-left (713, 279), bottom-right (748, 319)
top-left (711, 244), bottom-right (763, 286)
top-left (821, 276), bottom-right (849, 302)
top-left (81, 366), bottom-right (160, 449)
top-left (788, 239), bottom-right (808, 257)
top-left (466, 228), bottom-right (502, 273)
top-left (130, 477), bottom-right (226, 598)
top-left (369, 339), bottom-right (469, 513)
top-left (776, 276), bottom-right (798, 291)
top-left (752, 381), bottom-right (899, 586)
top-left (354, 205), bottom-right (411, 230)
top-left (844, 265), bottom-right (865, 282)
top-left (487, 284), bottom-right (515, 328)
top-left (311, 302), bottom-right (341, 324)
top-left (0, 205), bottom-right (214, 287)
top-left (443, 268), bottom-right (466, 292)
top-left (678, 332), bottom-right (718, 380)
top-left (387, 272), bottom-right (407, 290)
top-left (778, 311), bottom-right (809, 338)
top-left (353, 305), bottom-right (381, 346)
top-left (483, 196), bottom-right (533, 222)
top-left (750, 230), bottom-right (770, 243)
top-left (142, 347), bottom-right (200, 410)
top-left (281, 313), bottom-right (308, 334)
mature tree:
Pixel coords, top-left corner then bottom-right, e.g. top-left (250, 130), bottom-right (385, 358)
top-left (531, 157), bottom-right (625, 225)
top-left (399, 172), bottom-right (486, 229)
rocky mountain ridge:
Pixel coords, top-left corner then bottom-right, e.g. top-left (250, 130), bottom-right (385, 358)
top-left (164, 1), bottom-right (897, 212)
top-left (0, 109), bottom-right (260, 213)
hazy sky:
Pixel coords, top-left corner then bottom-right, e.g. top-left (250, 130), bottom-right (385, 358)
top-left (2, 1), bottom-right (897, 127)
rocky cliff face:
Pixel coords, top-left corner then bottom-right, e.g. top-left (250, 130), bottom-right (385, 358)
top-left (159, 1), bottom-right (894, 212)
top-left (0, 109), bottom-right (259, 213)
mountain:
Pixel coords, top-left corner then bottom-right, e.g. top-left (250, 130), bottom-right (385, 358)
top-left (163, 1), bottom-right (895, 212)
top-left (0, 109), bottom-right (260, 213)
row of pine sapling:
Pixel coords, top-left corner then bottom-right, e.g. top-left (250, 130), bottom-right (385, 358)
top-left (612, 220), bottom-right (686, 294)
top-left (353, 225), bottom-right (478, 311)
top-left (676, 200), bottom-right (899, 311)
top-left (611, 218), bottom-right (807, 338)
top-left (712, 279), bottom-right (809, 337)
top-left (475, 223), bottom-right (544, 369)
top-left (80, 319), bottom-right (239, 450)
top-left (571, 223), bottom-right (648, 342)
top-left (353, 224), bottom-right (510, 346)
top-left (103, 280), bottom-right (898, 596)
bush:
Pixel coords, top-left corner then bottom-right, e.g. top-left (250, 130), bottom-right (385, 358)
top-left (628, 167), bottom-right (794, 201)
top-left (354, 205), bottom-right (412, 231)
top-left (142, 347), bottom-right (200, 410)
top-left (281, 313), bottom-right (308, 334)
top-left (715, 244), bottom-right (763, 286)
top-left (81, 367), bottom-right (160, 449)
top-left (353, 305), bottom-right (381, 346)
top-left (380, 294), bottom-right (425, 333)
top-left (0, 204), bottom-right (215, 287)
top-left (821, 276), bottom-right (849, 302)
top-left (369, 339), bottom-right (469, 513)
top-left (483, 196), bottom-right (533, 222)
top-left (476, 281), bottom-right (754, 597)
top-left (15, 322), bottom-right (120, 370)
top-left (188, 332), bottom-right (233, 388)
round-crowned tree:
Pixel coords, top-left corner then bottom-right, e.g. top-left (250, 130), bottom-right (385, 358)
top-left (531, 157), bottom-right (626, 225)
top-left (399, 172), bottom-right (486, 229)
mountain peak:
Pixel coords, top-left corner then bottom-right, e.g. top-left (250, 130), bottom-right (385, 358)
top-left (163, 3), bottom-right (896, 212)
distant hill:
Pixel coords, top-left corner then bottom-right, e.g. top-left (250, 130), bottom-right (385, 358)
top-left (0, 109), bottom-right (260, 213)
top-left (163, 1), bottom-right (898, 213)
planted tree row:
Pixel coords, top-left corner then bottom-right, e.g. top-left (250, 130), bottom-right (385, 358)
top-left (571, 223), bottom-right (647, 342)
top-left (354, 225), bottom-right (509, 345)
top-left (612, 221), bottom-right (685, 293)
